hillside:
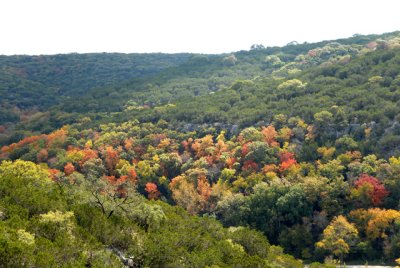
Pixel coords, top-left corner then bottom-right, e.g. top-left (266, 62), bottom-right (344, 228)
top-left (1, 31), bottom-right (400, 266)
top-left (3, 32), bottom-right (400, 157)
top-left (0, 53), bottom-right (193, 125)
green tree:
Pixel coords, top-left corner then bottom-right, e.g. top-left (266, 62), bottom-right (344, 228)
top-left (0, 160), bottom-right (63, 216)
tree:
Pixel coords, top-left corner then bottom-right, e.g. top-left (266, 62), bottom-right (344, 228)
top-left (64, 162), bottom-right (75, 176)
top-left (335, 136), bottom-right (358, 154)
top-left (169, 175), bottom-right (202, 214)
top-left (317, 159), bottom-right (345, 180)
top-left (279, 151), bottom-right (298, 174)
top-left (36, 210), bottom-right (75, 242)
top-left (316, 215), bottom-right (358, 264)
top-left (264, 55), bottom-right (283, 68)
top-left (136, 160), bottom-right (159, 186)
top-left (191, 135), bottom-right (214, 158)
top-left (317, 147), bottom-right (336, 162)
top-left (261, 125), bottom-right (279, 147)
top-left (277, 79), bottom-right (307, 90)
top-left (349, 208), bottom-right (400, 240)
top-left (352, 174), bottom-right (389, 207)
top-left (238, 127), bottom-right (263, 143)
top-left (81, 158), bottom-right (140, 218)
top-left (222, 55), bottom-right (237, 66)
top-left (145, 182), bottom-right (160, 200)
top-left (215, 194), bottom-right (249, 227)
top-left (277, 127), bottom-right (293, 143)
top-left (103, 146), bottom-right (119, 174)
top-left (0, 160), bottom-right (63, 216)
top-left (349, 208), bottom-right (400, 259)
top-left (0, 225), bottom-right (36, 266)
top-left (245, 183), bottom-right (312, 244)
top-left (227, 226), bottom-right (270, 257)
top-left (37, 148), bottom-right (48, 162)
top-left (314, 111), bottom-right (333, 123)
top-left (244, 141), bottom-right (277, 167)
top-left (158, 153), bottom-right (182, 178)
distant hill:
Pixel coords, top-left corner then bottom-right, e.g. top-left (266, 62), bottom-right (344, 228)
top-left (0, 52), bottom-right (193, 110)
top-left (1, 31), bottom-right (400, 157)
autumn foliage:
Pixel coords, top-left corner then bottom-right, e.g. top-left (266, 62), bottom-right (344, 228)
top-left (349, 208), bottom-right (400, 240)
top-left (279, 151), bottom-right (297, 173)
top-left (261, 126), bottom-right (279, 147)
top-left (104, 146), bottom-right (120, 174)
top-left (145, 182), bottom-right (160, 200)
top-left (353, 174), bottom-right (389, 206)
top-left (316, 215), bottom-right (358, 263)
top-left (64, 162), bottom-right (75, 176)
top-left (1, 117), bottom-right (400, 263)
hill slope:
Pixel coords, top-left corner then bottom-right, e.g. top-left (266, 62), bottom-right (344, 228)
top-left (1, 31), bottom-right (400, 266)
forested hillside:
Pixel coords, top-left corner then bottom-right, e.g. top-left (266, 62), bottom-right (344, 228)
top-left (0, 53), bottom-right (193, 127)
top-left (1, 31), bottom-right (400, 267)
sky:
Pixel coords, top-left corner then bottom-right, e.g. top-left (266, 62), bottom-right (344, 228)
top-left (1, 0), bottom-right (399, 55)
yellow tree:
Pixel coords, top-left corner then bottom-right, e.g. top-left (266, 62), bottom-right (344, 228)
top-left (169, 175), bottom-right (201, 214)
top-left (316, 215), bottom-right (358, 264)
top-left (349, 208), bottom-right (400, 250)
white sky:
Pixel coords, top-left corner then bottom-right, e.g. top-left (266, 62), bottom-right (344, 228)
top-left (0, 0), bottom-right (399, 55)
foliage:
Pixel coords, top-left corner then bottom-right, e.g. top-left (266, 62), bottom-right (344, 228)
top-left (0, 159), bottom-right (301, 266)
top-left (316, 215), bottom-right (359, 263)
top-left (352, 174), bottom-right (389, 207)
top-left (2, 31), bottom-right (400, 265)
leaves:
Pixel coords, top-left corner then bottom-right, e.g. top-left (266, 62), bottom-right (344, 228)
top-left (145, 182), bottom-right (160, 200)
top-left (64, 162), bottom-right (75, 176)
top-left (352, 174), bottom-right (389, 207)
top-left (316, 215), bottom-right (358, 260)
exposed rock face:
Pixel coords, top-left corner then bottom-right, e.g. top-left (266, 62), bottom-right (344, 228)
top-left (109, 247), bottom-right (139, 268)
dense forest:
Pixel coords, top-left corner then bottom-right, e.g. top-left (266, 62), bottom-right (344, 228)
top-left (1, 31), bottom-right (400, 267)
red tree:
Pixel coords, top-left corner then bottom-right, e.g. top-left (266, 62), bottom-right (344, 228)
top-left (279, 151), bottom-right (297, 172)
top-left (145, 182), bottom-right (160, 200)
top-left (104, 146), bottom-right (119, 174)
top-left (242, 160), bottom-right (258, 172)
top-left (241, 143), bottom-right (250, 157)
top-left (354, 174), bottom-right (389, 206)
top-left (37, 148), bottom-right (48, 162)
top-left (48, 169), bottom-right (61, 181)
top-left (64, 162), bottom-right (75, 176)
top-left (127, 168), bottom-right (138, 184)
